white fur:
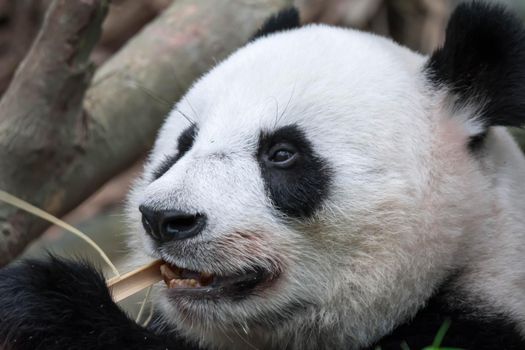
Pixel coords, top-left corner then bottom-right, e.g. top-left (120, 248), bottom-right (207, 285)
top-left (126, 25), bottom-right (525, 349)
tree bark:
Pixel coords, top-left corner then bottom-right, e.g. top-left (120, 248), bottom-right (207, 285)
top-left (0, 0), bottom-right (108, 266)
top-left (0, 0), bottom-right (293, 266)
top-left (0, 0), bottom-right (51, 96)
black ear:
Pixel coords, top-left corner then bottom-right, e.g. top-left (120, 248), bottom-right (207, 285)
top-left (251, 7), bottom-right (300, 41)
top-left (425, 2), bottom-right (525, 132)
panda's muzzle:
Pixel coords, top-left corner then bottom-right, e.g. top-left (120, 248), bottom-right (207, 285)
top-left (160, 262), bottom-right (273, 298)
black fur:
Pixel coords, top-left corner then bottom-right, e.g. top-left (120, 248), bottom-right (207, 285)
top-left (257, 124), bottom-right (332, 219)
top-left (251, 7), bottom-right (300, 41)
top-left (153, 124), bottom-right (198, 180)
top-left (426, 2), bottom-right (525, 134)
top-left (372, 287), bottom-right (525, 350)
top-left (0, 256), bottom-right (199, 350)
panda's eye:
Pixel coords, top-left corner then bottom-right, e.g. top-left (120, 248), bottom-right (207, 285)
top-left (267, 143), bottom-right (298, 168)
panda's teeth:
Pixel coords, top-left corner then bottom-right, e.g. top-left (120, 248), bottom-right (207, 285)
top-left (168, 278), bottom-right (202, 289)
top-left (161, 264), bottom-right (181, 286)
top-left (161, 262), bottom-right (216, 288)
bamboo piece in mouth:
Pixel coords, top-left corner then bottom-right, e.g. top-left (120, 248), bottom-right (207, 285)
top-left (107, 260), bottom-right (163, 302)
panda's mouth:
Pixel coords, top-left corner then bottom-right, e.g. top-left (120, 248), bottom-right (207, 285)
top-left (160, 262), bottom-right (274, 298)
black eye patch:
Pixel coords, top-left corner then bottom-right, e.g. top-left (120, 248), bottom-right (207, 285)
top-left (257, 124), bottom-right (332, 219)
top-left (152, 124), bottom-right (198, 180)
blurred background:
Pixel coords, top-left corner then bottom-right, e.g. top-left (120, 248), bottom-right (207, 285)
top-left (1, 0), bottom-right (524, 317)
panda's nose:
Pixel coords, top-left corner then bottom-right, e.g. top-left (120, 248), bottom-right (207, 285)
top-left (139, 205), bottom-right (206, 242)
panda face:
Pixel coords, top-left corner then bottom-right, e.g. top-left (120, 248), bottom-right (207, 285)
top-left (126, 20), bottom-right (512, 349)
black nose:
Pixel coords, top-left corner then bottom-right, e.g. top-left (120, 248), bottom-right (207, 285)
top-left (139, 205), bottom-right (206, 242)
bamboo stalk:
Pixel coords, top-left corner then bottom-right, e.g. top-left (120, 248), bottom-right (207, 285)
top-left (107, 260), bottom-right (163, 302)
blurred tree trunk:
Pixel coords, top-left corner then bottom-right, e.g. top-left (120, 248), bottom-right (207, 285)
top-left (0, 0), bottom-right (293, 266)
top-left (298, 0), bottom-right (454, 54)
top-left (0, 0), bottom-right (50, 95)
top-left (0, 0), bottom-right (109, 266)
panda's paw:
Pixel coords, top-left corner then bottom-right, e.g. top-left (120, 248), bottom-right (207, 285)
top-left (0, 256), bottom-right (183, 350)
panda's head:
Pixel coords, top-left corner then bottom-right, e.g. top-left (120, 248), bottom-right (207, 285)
top-left (128, 3), bottom-right (525, 349)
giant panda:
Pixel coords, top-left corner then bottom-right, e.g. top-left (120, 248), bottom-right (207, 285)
top-left (1, 2), bottom-right (525, 349)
